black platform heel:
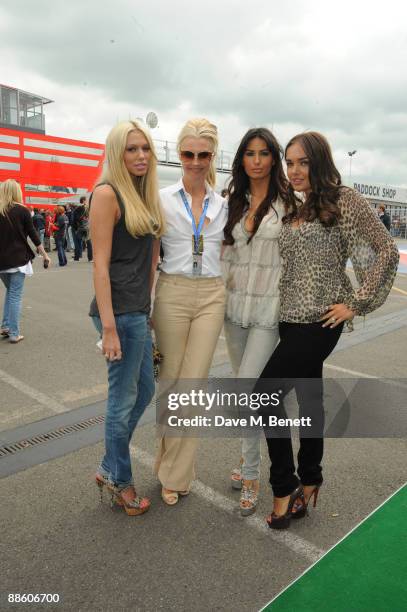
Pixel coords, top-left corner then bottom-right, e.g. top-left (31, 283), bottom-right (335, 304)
top-left (266, 485), bottom-right (305, 530)
top-left (291, 485), bottom-right (321, 519)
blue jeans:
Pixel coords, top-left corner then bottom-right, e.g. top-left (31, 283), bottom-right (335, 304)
top-left (55, 235), bottom-right (67, 266)
top-left (0, 271), bottom-right (25, 338)
top-left (92, 313), bottom-right (155, 488)
top-left (66, 226), bottom-right (74, 250)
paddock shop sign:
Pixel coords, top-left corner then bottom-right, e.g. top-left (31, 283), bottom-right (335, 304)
top-left (353, 183), bottom-right (407, 204)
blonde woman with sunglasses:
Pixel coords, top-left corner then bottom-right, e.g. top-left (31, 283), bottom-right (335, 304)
top-left (152, 117), bottom-right (227, 505)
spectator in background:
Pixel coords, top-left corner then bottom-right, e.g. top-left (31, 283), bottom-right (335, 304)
top-left (44, 211), bottom-right (53, 252)
top-left (0, 179), bottom-right (50, 343)
top-left (54, 206), bottom-right (68, 266)
top-left (32, 208), bottom-right (45, 245)
top-left (378, 204), bottom-right (391, 231)
top-left (72, 196), bottom-right (87, 261)
top-left (64, 204), bottom-right (74, 252)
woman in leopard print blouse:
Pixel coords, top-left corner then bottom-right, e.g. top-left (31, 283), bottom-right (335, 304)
top-left (254, 131), bottom-right (399, 530)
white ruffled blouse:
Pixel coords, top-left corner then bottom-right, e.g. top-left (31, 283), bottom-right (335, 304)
top-left (221, 198), bottom-right (284, 329)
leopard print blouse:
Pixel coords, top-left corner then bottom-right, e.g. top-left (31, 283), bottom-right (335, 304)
top-left (279, 187), bottom-right (399, 323)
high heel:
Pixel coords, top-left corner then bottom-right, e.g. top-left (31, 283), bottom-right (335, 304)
top-left (231, 457), bottom-right (244, 490)
top-left (95, 473), bottom-right (124, 506)
top-left (161, 487), bottom-right (190, 505)
top-left (266, 485), bottom-right (304, 530)
top-left (291, 485), bottom-right (321, 520)
top-left (113, 485), bottom-right (150, 516)
top-left (240, 480), bottom-right (259, 516)
top-left (95, 473), bottom-right (105, 502)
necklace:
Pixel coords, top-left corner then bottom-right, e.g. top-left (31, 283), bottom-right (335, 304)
top-left (246, 195), bottom-right (260, 222)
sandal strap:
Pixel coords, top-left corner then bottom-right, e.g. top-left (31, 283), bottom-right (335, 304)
top-left (124, 495), bottom-right (148, 508)
top-left (114, 486), bottom-right (149, 508)
top-left (240, 485), bottom-right (258, 505)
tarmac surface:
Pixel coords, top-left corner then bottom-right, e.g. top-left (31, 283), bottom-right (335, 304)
top-left (1, 250), bottom-right (406, 612)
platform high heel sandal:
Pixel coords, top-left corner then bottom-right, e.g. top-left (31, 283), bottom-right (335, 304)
top-left (95, 473), bottom-right (123, 505)
top-left (266, 485), bottom-right (305, 530)
top-left (291, 485), bottom-right (321, 520)
top-left (240, 480), bottom-right (259, 516)
top-left (95, 473), bottom-right (126, 507)
top-left (231, 458), bottom-right (243, 490)
top-left (112, 486), bottom-right (151, 516)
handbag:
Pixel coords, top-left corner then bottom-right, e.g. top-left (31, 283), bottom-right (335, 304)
top-left (152, 341), bottom-right (163, 380)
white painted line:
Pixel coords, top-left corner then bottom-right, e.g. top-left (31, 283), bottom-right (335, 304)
top-left (392, 285), bottom-right (407, 296)
top-left (130, 446), bottom-right (324, 564)
top-left (0, 368), bottom-right (67, 414)
top-left (260, 481), bottom-right (407, 610)
top-left (0, 405), bottom-right (44, 424)
top-left (325, 363), bottom-right (407, 390)
top-left (324, 363), bottom-right (376, 378)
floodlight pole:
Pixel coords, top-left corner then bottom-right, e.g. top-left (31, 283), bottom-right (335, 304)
top-left (348, 150), bottom-right (357, 183)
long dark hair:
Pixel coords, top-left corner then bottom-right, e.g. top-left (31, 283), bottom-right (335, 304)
top-left (223, 128), bottom-right (288, 245)
top-left (284, 131), bottom-right (342, 226)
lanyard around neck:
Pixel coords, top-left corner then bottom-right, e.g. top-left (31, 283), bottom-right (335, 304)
top-left (179, 188), bottom-right (209, 250)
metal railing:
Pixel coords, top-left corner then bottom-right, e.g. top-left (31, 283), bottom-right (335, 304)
top-left (390, 224), bottom-right (407, 239)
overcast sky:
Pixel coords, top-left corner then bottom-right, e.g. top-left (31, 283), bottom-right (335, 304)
top-left (1, 0), bottom-right (406, 186)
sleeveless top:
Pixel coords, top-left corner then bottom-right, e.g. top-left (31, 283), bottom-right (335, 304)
top-left (89, 184), bottom-right (153, 317)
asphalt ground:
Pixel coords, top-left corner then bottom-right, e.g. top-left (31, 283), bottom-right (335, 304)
top-left (0, 252), bottom-right (406, 612)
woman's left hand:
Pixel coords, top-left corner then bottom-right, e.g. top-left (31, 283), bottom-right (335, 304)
top-left (320, 303), bottom-right (355, 328)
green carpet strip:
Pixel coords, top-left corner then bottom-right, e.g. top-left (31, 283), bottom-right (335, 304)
top-left (262, 484), bottom-right (407, 612)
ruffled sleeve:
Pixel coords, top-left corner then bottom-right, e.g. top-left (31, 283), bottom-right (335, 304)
top-left (339, 189), bottom-right (399, 315)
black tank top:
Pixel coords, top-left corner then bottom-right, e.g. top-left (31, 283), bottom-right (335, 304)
top-left (89, 184), bottom-right (153, 317)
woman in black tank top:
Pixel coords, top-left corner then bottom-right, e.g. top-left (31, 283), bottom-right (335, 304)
top-left (89, 120), bottom-right (165, 516)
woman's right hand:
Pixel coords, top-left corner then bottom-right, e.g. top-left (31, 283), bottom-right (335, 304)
top-left (102, 328), bottom-right (122, 361)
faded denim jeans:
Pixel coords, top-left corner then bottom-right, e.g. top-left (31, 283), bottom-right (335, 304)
top-left (224, 321), bottom-right (279, 480)
top-left (0, 271), bottom-right (25, 338)
top-left (93, 312), bottom-right (155, 488)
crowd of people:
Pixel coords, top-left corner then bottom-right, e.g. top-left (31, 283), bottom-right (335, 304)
top-left (32, 197), bottom-right (93, 266)
top-left (0, 117), bottom-right (399, 530)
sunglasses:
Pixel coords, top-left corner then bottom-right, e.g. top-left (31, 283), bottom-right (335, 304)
top-left (180, 150), bottom-right (213, 161)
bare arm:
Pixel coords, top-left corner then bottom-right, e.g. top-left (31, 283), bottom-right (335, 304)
top-left (150, 238), bottom-right (160, 293)
top-left (90, 185), bottom-right (122, 361)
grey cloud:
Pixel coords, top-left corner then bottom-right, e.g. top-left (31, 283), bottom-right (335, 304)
top-left (1, 0), bottom-right (406, 184)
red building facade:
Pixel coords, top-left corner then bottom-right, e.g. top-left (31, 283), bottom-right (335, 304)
top-left (0, 126), bottom-right (105, 209)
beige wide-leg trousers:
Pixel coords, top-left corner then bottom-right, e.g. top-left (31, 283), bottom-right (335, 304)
top-left (152, 272), bottom-right (226, 490)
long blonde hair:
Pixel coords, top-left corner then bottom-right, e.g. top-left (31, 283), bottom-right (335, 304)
top-left (0, 179), bottom-right (23, 216)
top-left (98, 120), bottom-right (165, 237)
top-left (177, 118), bottom-right (218, 188)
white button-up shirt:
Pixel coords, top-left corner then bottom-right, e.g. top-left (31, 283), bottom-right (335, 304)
top-left (159, 178), bottom-right (228, 277)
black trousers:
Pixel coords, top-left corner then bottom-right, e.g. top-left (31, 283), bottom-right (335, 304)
top-left (256, 321), bottom-right (343, 497)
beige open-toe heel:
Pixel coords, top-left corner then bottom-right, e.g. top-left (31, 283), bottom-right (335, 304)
top-left (162, 488), bottom-right (179, 505)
